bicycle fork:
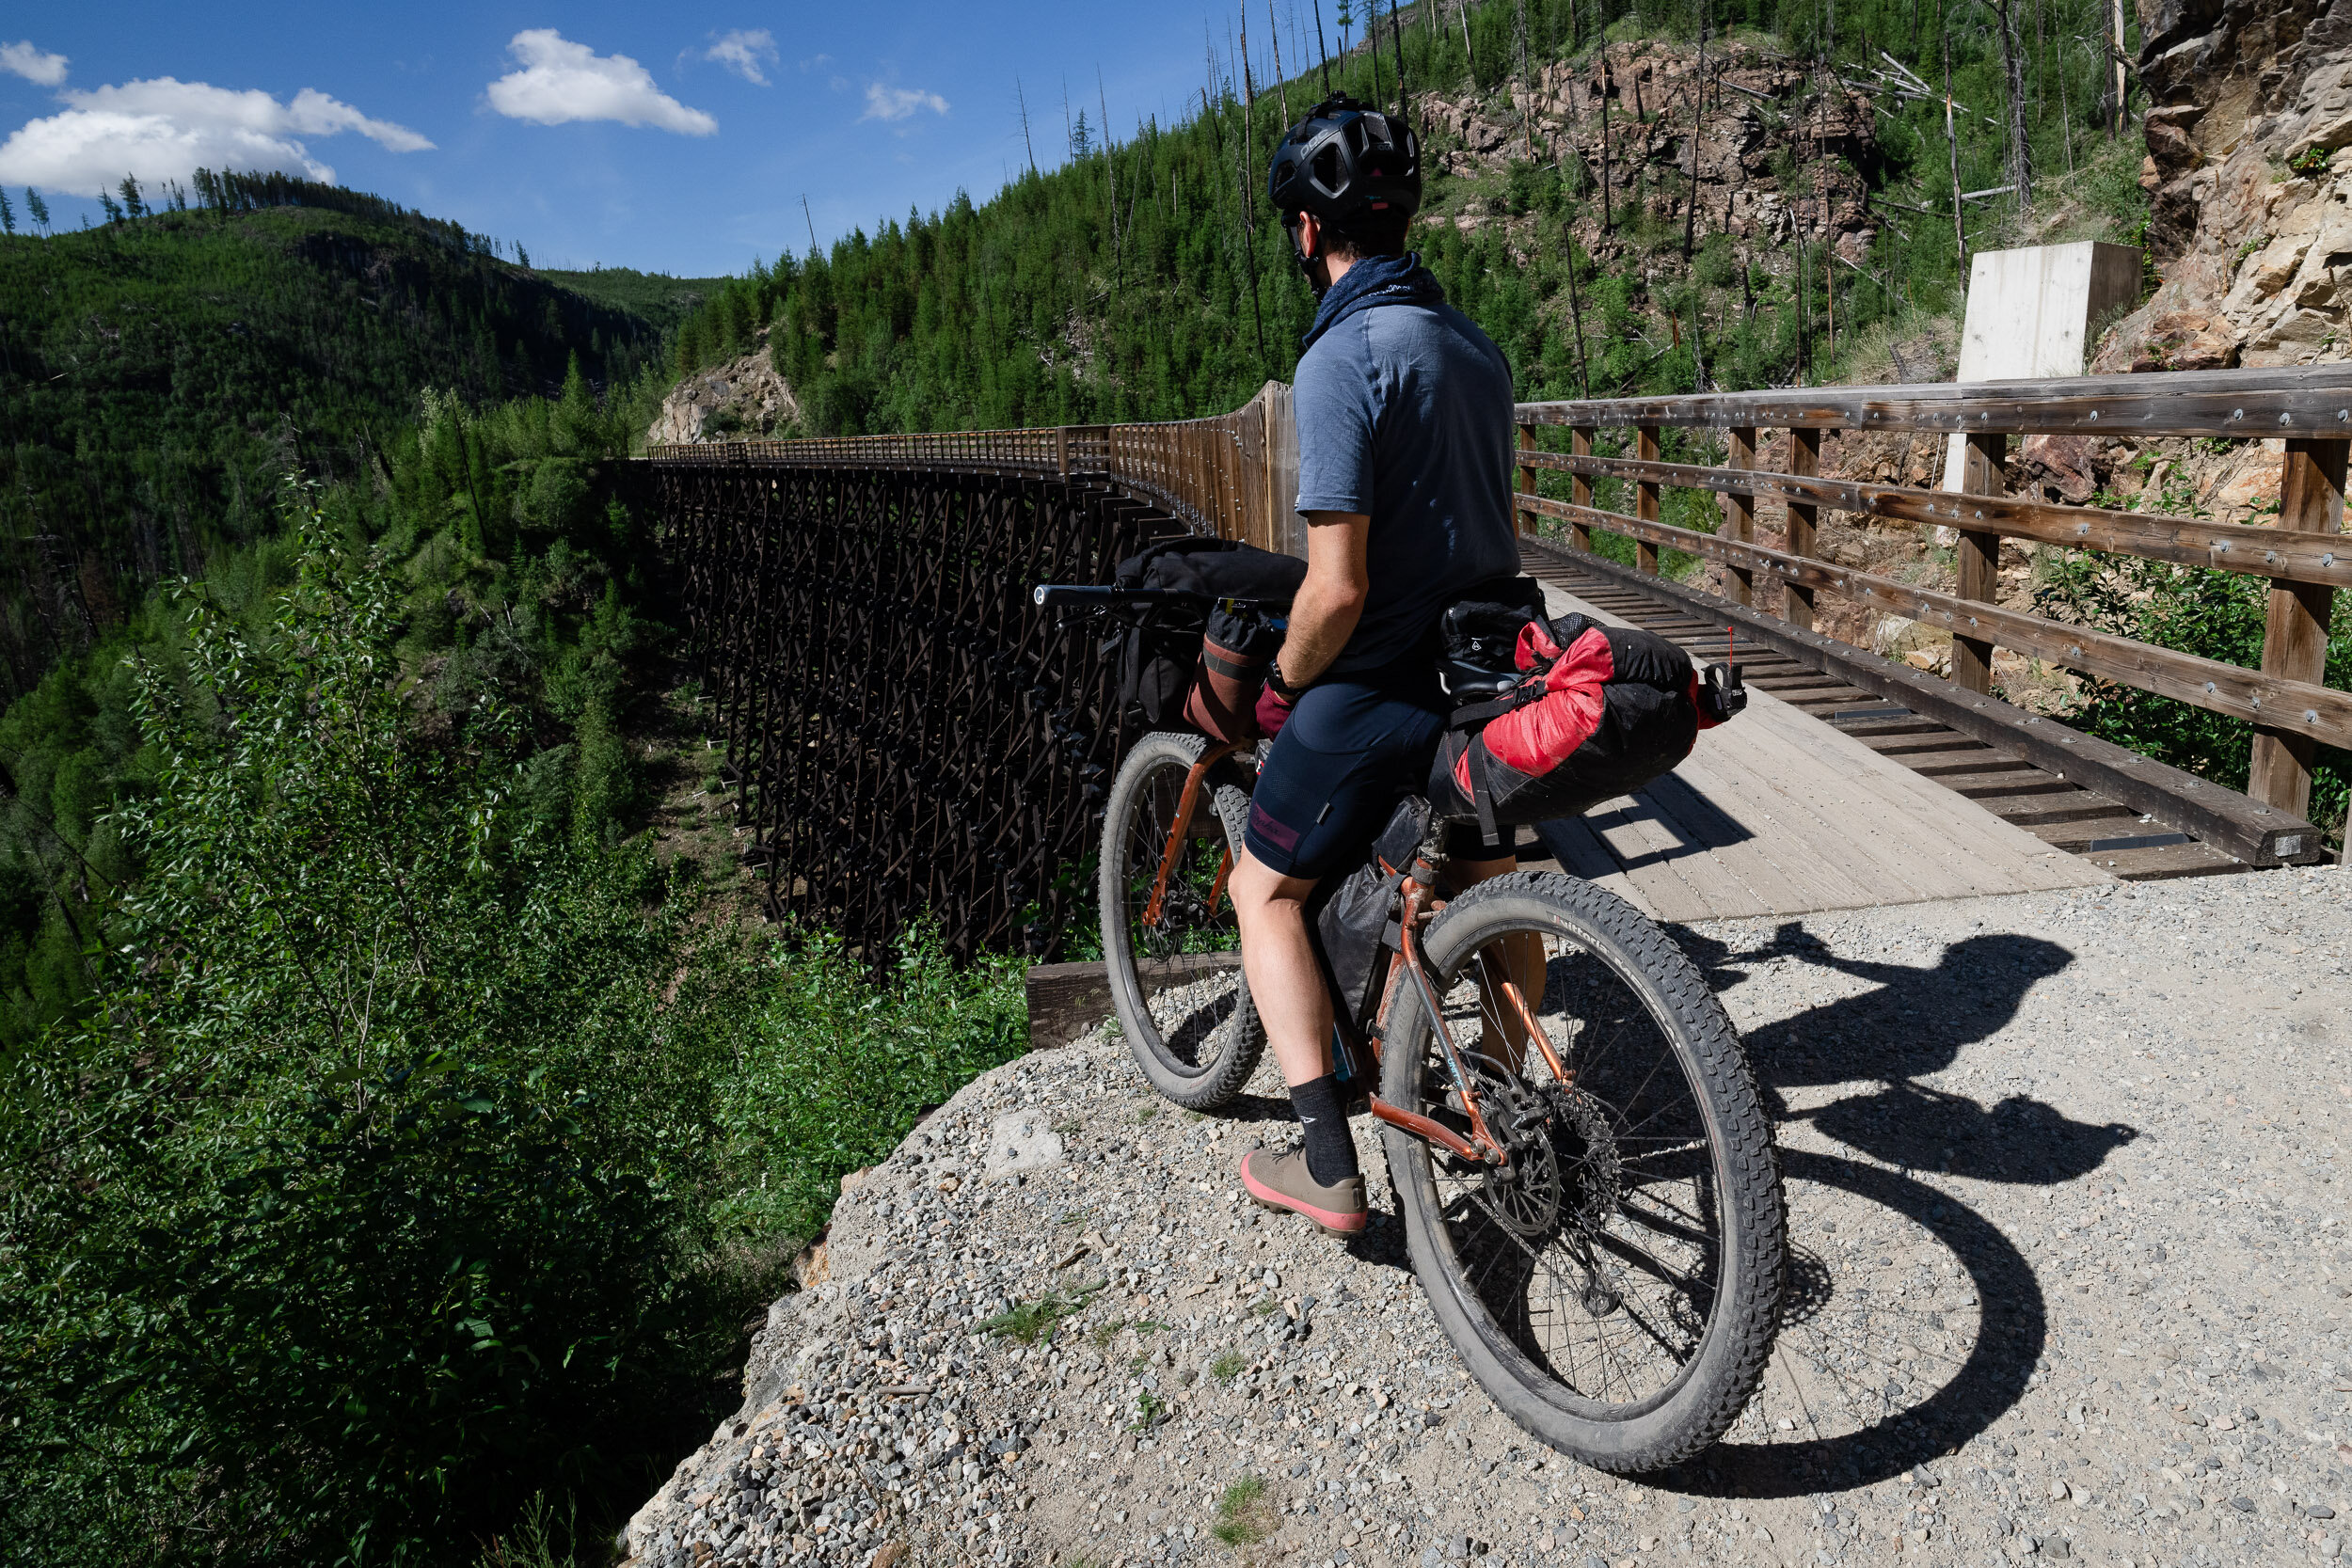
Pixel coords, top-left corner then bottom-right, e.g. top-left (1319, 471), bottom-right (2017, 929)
top-left (1140, 742), bottom-right (1242, 930)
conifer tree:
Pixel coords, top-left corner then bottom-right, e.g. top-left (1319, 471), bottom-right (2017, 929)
top-left (0, 188), bottom-right (14, 237)
top-left (119, 174), bottom-right (144, 219)
top-left (98, 190), bottom-right (122, 224)
top-left (25, 187), bottom-right (48, 234)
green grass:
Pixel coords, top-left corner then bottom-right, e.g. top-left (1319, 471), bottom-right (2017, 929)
top-left (1210, 1352), bottom-right (1248, 1385)
top-left (979, 1280), bottom-right (1106, 1346)
top-left (1213, 1476), bottom-right (1277, 1545)
top-left (1129, 1392), bottom-right (1168, 1431)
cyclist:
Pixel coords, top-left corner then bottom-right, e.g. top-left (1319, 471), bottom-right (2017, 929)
top-left (1232, 95), bottom-right (1525, 1238)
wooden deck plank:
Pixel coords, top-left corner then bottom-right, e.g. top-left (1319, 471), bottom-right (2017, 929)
top-left (1526, 582), bottom-right (2114, 919)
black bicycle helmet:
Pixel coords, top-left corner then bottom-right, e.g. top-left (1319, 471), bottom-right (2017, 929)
top-left (1266, 93), bottom-right (1422, 230)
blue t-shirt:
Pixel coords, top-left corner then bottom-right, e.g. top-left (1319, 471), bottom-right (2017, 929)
top-left (1294, 291), bottom-right (1521, 676)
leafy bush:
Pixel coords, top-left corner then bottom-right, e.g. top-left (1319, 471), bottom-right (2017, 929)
top-left (2033, 550), bottom-right (2350, 846)
top-left (709, 925), bottom-right (1026, 1253)
top-left (0, 526), bottom-right (742, 1563)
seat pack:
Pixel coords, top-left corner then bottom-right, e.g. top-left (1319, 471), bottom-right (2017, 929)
top-left (1425, 577), bottom-right (1738, 846)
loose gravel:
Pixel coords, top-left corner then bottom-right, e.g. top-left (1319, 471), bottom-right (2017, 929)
top-left (620, 863), bottom-right (2352, 1568)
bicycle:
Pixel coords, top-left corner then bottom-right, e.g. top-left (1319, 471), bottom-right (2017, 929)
top-left (1036, 582), bottom-right (1788, 1473)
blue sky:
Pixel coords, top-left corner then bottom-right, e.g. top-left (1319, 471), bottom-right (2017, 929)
top-left (0, 3), bottom-right (1344, 277)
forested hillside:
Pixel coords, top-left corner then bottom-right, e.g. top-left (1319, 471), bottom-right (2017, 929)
top-left (0, 175), bottom-right (672, 693)
top-left (668, 0), bottom-right (2149, 436)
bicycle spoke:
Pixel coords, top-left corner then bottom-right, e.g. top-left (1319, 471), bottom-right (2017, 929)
top-left (1408, 915), bottom-right (1743, 1414)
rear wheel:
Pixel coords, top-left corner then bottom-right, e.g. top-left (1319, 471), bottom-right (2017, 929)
top-left (1099, 732), bottom-right (1264, 1109)
top-left (1379, 871), bottom-right (1784, 1471)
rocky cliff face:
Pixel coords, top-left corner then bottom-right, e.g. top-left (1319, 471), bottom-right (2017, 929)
top-left (1418, 41), bottom-right (1883, 276)
top-left (2100, 0), bottom-right (2352, 367)
top-left (648, 341), bottom-right (800, 445)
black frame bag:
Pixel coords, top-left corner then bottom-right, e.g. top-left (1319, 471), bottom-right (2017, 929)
top-left (1309, 796), bottom-right (1431, 1036)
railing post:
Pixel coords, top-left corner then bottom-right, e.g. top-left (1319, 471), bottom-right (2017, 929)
top-left (1571, 426), bottom-right (1595, 552)
top-left (2249, 437), bottom-right (2347, 816)
top-left (1952, 431), bottom-right (2007, 694)
top-left (1636, 424), bottom-right (1661, 575)
top-left (1057, 426), bottom-right (1071, 479)
top-left (1516, 424), bottom-right (1539, 536)
top-left (1724, 425), bottom-right (1756, 607)
top-left (1785, 428), bottom-right (1820, 631)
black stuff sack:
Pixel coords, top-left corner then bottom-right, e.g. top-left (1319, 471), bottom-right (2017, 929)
top-left (1109, 539), bottom-right (1304, 729)
top-left (1113, 537), bottom-right (1308, 601)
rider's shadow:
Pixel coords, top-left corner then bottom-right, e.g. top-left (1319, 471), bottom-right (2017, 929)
top-left (1683, 922), bottom-right (2137, 1184)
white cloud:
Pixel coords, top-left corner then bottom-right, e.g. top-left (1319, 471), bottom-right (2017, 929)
top-left (860, 84), bottom-right (947, 123)
top-left (486, 30), bottom-right (716, 135)
top-left (702, 29), bottom-right (777, 86)
top-left (0, 40), bottom-right (68, 87)
top-left (0, 76), bottom-right (432, 197)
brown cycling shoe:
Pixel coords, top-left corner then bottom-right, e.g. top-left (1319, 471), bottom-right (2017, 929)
top-left (1239, 1147), bottom-right (1367, 1237)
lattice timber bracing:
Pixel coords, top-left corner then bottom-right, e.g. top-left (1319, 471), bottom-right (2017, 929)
top-left (644, 457), bottom-right (1184, 958)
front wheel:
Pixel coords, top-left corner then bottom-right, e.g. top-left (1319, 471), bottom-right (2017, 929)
top-left (1379, 870), bottom-right (1785, 1472)
top-left (1099, 731), bottom-right (1264, 1109)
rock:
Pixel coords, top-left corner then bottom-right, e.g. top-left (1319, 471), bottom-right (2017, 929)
top-left (983, 1110), bottom-right (1066, 1181)
top-left (2122, 310), bottom-right (2241, 372)
top-left (2224, 233), bottom-right (2313, 313)
top-left (2018, 433), bottom-right (2102, 501)
top-left (647, 345), bottom-right (799, 445)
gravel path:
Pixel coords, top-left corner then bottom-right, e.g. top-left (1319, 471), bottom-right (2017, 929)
top-left (621, 864), bottom-right (2351, 1568)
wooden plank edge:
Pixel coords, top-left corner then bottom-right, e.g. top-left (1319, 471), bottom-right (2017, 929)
top-left (1024, 954), bottom-right (1246, 1051)
top-left (1520, 537), bottom-right (2328, 867)
top-left (1025, 960), bottom-right (1112, 1050)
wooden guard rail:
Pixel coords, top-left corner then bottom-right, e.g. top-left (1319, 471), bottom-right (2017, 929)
top-left (1513, 365), bottom-right (2352, 827)
top-left (648, 381), bottom-right (1301, 556)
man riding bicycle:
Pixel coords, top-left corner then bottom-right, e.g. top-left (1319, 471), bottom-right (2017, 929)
top-left (1232, 94), bottom-right (1527, 1238)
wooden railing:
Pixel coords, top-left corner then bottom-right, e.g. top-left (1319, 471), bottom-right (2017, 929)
top-left (1514, 366), bottom-right (2352, 822)
top-left (649, 363), bottom-right (2349, 826)
top-left (648, 381), bottom-right (1301, 556)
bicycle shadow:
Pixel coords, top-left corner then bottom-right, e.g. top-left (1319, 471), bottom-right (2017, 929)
top-left (1665, 1147), bottom-right (2048, 1501)
top-left (1631, 920), bottom-right (2138, 1497)
top-left (1684, 922), bottom-right (2137, 1185)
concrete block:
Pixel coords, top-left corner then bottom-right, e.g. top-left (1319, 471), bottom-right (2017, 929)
top-left (1943, 242), bottom-right (2144, 489)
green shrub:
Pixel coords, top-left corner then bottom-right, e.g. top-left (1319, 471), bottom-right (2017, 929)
top-left (2034, 551), bottom-right (2350, 846)
top-left (709, 924), bottom-right (1026, 1252)
top-left (0, 526), bottom-right (741, 1563)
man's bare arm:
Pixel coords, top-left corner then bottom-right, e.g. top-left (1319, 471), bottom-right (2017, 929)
top-left (1275, 510), bottom-right (1371, 689)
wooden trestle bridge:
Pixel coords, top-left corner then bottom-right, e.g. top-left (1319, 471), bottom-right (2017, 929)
top-left (638, 367), bottom-right (2347, 956)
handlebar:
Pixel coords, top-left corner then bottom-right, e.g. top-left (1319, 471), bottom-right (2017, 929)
top-left (1033, 583), bottom-right (1292, 612)
top-left (1032, 585), bottom-right (1208, 609)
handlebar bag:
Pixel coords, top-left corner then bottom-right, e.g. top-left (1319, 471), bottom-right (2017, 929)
top-left (1109, 539), bottom-right (1305, 732)
top-left (1428, 614), bottom-right (1723, 847)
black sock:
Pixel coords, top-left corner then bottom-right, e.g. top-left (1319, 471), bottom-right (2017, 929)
top-left (1289, 1073), bottom-right (1359, 1187)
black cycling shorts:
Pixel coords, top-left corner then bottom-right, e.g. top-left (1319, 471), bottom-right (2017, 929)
top-left (1242, 670), bottom-right (1504, 880)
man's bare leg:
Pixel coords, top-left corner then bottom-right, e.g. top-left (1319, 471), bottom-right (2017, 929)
top-left (1230, 846), bottom-right (1332, 1088)
top-left (1228, 845), bottom-right (1371, 1229)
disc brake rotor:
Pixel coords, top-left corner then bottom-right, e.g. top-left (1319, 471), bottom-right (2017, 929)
top-left (1477, 1074), bottom-right (1565, 1240)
